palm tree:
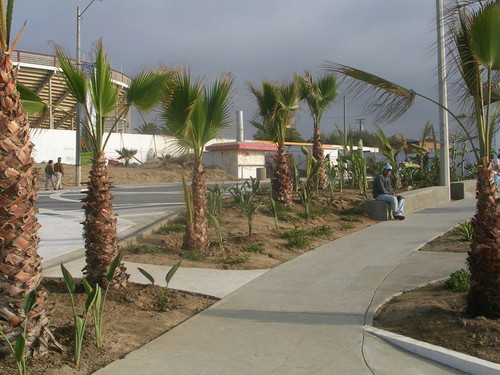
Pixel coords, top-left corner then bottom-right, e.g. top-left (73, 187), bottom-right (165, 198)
top-left (0, 0), bottom-right (52, 356)
top-left (115, 147), bottom-right (138, 166)
top-left (55, 42), bottom-right (173, 287)
top-left (297, 71), bottom-right (338, 190)
top-left (248, 79), bottom-right (300, 205)
top-left (135, 122), bottom-right (160, 135)
top-left (325, 1), bottom-right (500, 317)
top-left (161, 71), bottom-right (233, 252)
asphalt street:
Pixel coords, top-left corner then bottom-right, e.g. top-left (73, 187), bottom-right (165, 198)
top-left (36, 183), bottom-right (186, 266)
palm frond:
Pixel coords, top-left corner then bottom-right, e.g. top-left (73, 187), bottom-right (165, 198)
top-left (470, 1), bottom-right (500, 69)
top-left (53, 44), bottom-right (88, 104)
top-left (127, 69), bottom-right (174, 111)
top-left (89, 43), bottom-right (118, 117)
top-left (324, 62), bottom-right (415, 124)
top-left (17, 82), bottom-right (46, 114)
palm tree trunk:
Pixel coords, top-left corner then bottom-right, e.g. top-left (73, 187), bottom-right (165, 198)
top-left (188, 160), bottom-right (208, 251)
top-left (82, 151), bottom-right (128, 288)
top-left (0, 53), bottom-right (51, 356)
top-left (467, 157), bottom-right (500, 318)
top-left (272, 145), bottom-right (293, 205)
top-left (312, 124), bottom-right (327, 190)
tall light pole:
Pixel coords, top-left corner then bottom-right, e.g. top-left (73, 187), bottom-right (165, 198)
top-left (436, 0), bottom-right (450, 195)
top-left (75, 0), bottom-right (101, 187)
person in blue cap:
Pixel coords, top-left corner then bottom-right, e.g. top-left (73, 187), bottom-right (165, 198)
top-left (372, 164), bottom-right (405, 220)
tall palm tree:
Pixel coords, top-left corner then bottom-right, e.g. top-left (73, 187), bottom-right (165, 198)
top-left (0, 0), bottom-right (52, 356)
top-left (325, 1), bottom-right (500, 317)
top-left (297, 71), bottom-right (338, 190)
top-left (161, 71), bottom-right (233, 252)
top-left (55, 42), bottom-right (173, 287)
top-left (248, 79), bottom-right (300, 205)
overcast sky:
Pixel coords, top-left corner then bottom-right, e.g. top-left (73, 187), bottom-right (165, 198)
top-left (13, 0), bottom-right (452, 141)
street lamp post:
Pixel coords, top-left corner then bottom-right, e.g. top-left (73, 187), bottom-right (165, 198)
top-left (436, 0), bottom-right (450, 195)
top-left (75, 0), bottom-right (101, 187)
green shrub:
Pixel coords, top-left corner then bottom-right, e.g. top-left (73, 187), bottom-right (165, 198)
top-left (340, 223), bottom-right (354, 230)
top-left (123, 244), bottom-right (162, 254)
top-left (340, 216), bottom-right (361, 222)
top-left (158, 223), bottom-right (185, 233)
top-left (285, 236), bottom-right (311, 249)
top-left (185, 250), bottom-right (205, 262)
top-left (446, 269), bottom-right (470, 292)
top-left (455, 221), bottom-right (473, 241)
top-left (307, 225), bottom-right (333, 237)
top-left (244, 244), bottom-right (264, 253)
top-left (218, 256), bottom-right (249, 265)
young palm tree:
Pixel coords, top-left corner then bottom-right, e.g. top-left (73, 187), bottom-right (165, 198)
top-left (0, 0), bottom-right (52, 356)
top-left (248, 79), bottom-right (300, 205)
top-left (161, 71), bottom-right (233, 252)
top-left (297, 71), bottom-right (338, 190)
top-left (325, 1), bottom-right (500, 317)
top-left (115, 147), bottom-right (138, 166)
top-left (55, 42), bottom-right (173, 287)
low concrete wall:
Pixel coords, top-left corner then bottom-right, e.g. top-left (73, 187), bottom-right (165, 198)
top-left (400, 186), bottom-right (450, 215)
top-left (450, 179), bottom-right (476, 200)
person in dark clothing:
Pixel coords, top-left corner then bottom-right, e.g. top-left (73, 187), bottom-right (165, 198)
top-left (44, 160), bottom-right (55, 190)
top-left (372, 164), bottom-right (405, 220)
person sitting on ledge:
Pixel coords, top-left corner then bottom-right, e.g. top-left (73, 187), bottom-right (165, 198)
top-left (372, 164), bottom-right (405, 220)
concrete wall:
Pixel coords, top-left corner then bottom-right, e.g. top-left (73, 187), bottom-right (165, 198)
top-left (400, 186), bottom-right (450, 215)
top-left (29, 129), bottom-right (233, 164)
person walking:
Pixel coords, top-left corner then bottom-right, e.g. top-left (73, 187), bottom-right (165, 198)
top-left (372, 164), bottom-right (405, 220)
top-left (44, 160), bottom-right (55, 190)
top-left (53, 157), bottom-right (64, 190)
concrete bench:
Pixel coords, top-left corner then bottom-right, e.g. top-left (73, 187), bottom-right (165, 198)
top-left (450, 179), bottom-right (476, 200)
top-left (366, 200), bottom-right (392, 220)
top-left (365, 185), bottom-right (451, 221)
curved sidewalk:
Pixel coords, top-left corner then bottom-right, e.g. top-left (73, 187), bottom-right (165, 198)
top-left (93, 197), bottom-right (497, 375)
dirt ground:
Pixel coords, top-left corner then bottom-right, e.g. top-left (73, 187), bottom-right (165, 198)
top-left (0, 163), bottom-right (496, 374)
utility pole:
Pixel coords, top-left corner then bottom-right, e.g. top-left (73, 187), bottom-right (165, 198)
top-left (436, 0), bottom-right (450, 195)
top-left (356, 118), bottom-right (365, 134)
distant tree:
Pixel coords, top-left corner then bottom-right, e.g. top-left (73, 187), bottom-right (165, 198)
top-left (253, 127), bottom-right (305, 142)
top-left (297, 71), bottom-right (338, 189)
top-left (136, 122), bottom-right (160, 135)
top-left (116, 147), bottom-right (138, 166)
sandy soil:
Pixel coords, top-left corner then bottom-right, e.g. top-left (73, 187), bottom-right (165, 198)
top-left (0, 163), bottom-right (496, 374)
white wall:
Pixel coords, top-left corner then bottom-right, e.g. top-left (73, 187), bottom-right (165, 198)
top-left (29, 129), bottom-right (234, 164)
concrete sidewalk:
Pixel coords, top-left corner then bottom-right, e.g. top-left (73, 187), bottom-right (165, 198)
top-left (88, 197), bottom-right (499, 375)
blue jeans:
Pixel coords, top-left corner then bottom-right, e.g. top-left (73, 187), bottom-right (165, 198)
top-left (375, 194), bottom-right (405, 216)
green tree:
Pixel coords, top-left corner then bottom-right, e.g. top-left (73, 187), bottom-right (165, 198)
top-left (161, 71), bottom-right (233, 252)
top-left (115, 147), bottom-right (138, 166)
top-left (297, 71), bottom-right (338, 190)
top-left (135, 122), bottom-right (160, 135)
top-left (325, 1), bottom-right (500, 317)
top-left (0, 0), bottom-right (52, 357)
top-left (55, 42), bottom-right (173, 287)
top-left (248, 79), bottom-right (301, 205)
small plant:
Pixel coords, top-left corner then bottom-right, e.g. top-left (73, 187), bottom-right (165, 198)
top-left (82, 255), bottom-right (121, 348)
top-left (269, 197), bottom-right (280, 229)
top-left (158, 223), bottom-right (185, 233)
top-left (340, 216), bottom-right (361, 222)
top-left (228, 184), bottom-right (244, 203)
top-left (137, 261), bottom-right (181, 312)
top-left (298, 183), bottom-right (315, 218)
top-left (61, 264), bottom-right (99, 367)
top-left (340, 223), bottom-right (354, 230)
top-left (307, 225), bottom-right (333, 237)
top-left (185, 249), bottom-right (205, 262)
top-left (0, 291), bottom-right (36, 375)
top-left (446, 269), bottom-right (470, 292)
top-left (206, 212), bottom-right (224, 252)
top-left (239, 192), bottom-right (264, 236)
top-left (206, 183), bottom-right (225, 215)
top-left (218, 256), bottom-right (249, 265)
top-left (455, 221), bottom-right (473, 241)
top-left (244, 244), bottom-right (264, 253)
top-left (123, 244), bottom-right (163, 254)
top-left (281, 228), bottom-right (311, 249)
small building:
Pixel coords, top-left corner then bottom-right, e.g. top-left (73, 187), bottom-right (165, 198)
top-left (205, 142), bottom-right (277, 179)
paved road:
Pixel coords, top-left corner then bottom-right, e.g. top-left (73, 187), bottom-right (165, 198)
top-left (36, 183), bottom-right (186, 267)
